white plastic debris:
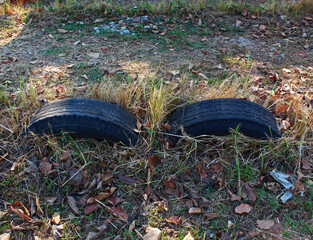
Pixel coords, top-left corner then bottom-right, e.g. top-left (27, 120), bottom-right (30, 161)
top-left (270, 169), bottom-right (295, 203)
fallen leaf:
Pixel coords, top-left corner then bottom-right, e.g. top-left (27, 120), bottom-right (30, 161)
top-left (161, 121), bottom-right (172, 131)
top-left (198, 73), bottom-right (208, 79)
top-left (183, 232), bottom-right (194, 240)
top-left (284, 201), bottom-right (297, 209)
top-left (87, 187), bottom-right (117, 204)
top-left (259, 25), bottom-right (266, 32)
top-left (241, 182), bottom-right (257, 202)
top-left (165, 216), bottom-right (183, 225)
top-left (164, 175), bottom-right (176, 188)
top-left (235, 203), bottom-right (252, 214)
top-left (203, 212), bottom-right (219, 220)
top-left (227, 190), bottom-right (241, 201)
top-left (257, 220), bottom-right (275, 230)
top-left (94, 18), bottom-right (104, 23)
top-left (0, 210), bottom-right (8, 221)
top-left (143, 226), bottom-right (161, 240)
top-left (210, 163), bottom-right (222, 173)
top-left (227, 220), bottom-right (234, 228)
top-left (45, 196), bottom-right (57, 205)
top-left (39, 158), bottom-right (51, 175)
top-left (157, 201), bottom-right (168, 211)
top-left (67, 196), bottom-right (81, 215)
top-left (302, 158), bottom-right (313, 170)
top-left (102, 172), bottom-right (113, 183)
top-left (119, 175), bottom-right (140, 185)
top-left (7, 201), bottom-right (32, 222)
top-left (109, 206), bottom-right (129, 222)
top-left (196, 163), bottom-right (208, 178)
top-left (281, 118), bottom-right (291, 130)
top-left (236, 20), bottom-right (242, 27)
top-left (283, 68), bottom-right (291, 73)
top-left (51, 212), bottom-right (60, 224)
top-left (84, 203), bottom-right (99, 215)
top-left (87, 53), bottom-right (100, 58)
top-left (58, 29), bottom-right (68, 33)
top-left (248, 229), bottom-right (258, 237)
top-left (293, 180), bottom-right (304, 192)
top-left (69, 168), bottom-right (83, 186)
top-left (148, 155), bottom-right (161, 170)
top-left (105, 196), bottom-right (123, 206)
top-left (164, 187), bottom-right (178, 196)
top-left (129, 220), bottom-right (135, 232)
top-left (0, 232), bottom-right (10, 240)
top-left (198, 197), bottom-right (210, 208)
top-left (189, 207), bottom-right (202, 214)
top-left (242, 8), bottom-right (247, 16)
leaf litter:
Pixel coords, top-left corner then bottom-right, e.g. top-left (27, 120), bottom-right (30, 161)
top-left (0, 1), bottom-right (313, 239)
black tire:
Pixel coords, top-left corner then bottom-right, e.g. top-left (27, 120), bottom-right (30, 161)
top-left (167, 98), bottom-right (280, 142)
top-left (28, 98), bottom-right (138, 146)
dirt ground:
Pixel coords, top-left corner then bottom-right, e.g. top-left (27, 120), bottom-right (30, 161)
top-left (0, 2), bottom-right (313, 240)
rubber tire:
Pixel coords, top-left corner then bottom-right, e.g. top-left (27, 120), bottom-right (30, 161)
top-left (28, 98), bottom-right (138, 146)
top-left (167, 98), bottom-right (280, 142)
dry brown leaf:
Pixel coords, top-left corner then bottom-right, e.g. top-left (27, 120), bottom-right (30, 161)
top-left (8, 201), bottom-right (32, 222)
top-left (196, 163), bottom-right (208, 178)
top-left (67, 196), bottom-right (81, 215)
top-left (60, 151), bottom-right (71, 161)
top-left (235, 203), bottom-right (252, 214)
top-left (203, 212), bottom-right (219, 220)
top-left (259, 25), bottom-right (266, 32)
top-left (109, 206), bottom-right (129, 222)
top-left (0, 232), bottom-right (11, 240)
top-left (51, 212), bottom-right (60, 224)
top-left (183, 232), bottom-right (194, 240)
top-left (39, 158), bottom-right (51, 175)
top-left (84, 203), bottom-right (99, 215)
top-left (164, 187), bottom-right (178, 196)
top-left (198, 197), bottom-right (210, 208)
top-left (281, 118), bottom-right (291, 130)
top-left (248, 229), bottom-right (258, 237)
top-left (94, 18), bottom-right (104, 23)
top-left (105, 196), bottom-right (123, 206)
top-left (69, 168), bottom-right (83, 186)
top-left (161, 121), bottom-right (172, 131)
top-left (257, 220), bottom-right (275, 230)
top-left (165, 216), bottom-right (184, 225)
top-left (189, 207), bottom-right (202, 214)
top-left (148, 155), bottom-right (161, 170)
top-left (302, 158), bottom-right (313, 170)
top-left (227, 189), bottom-right (241, 201)
top-left (119, 175), bottom-right (140, 185)
top-left (157, 201), bottom-right (168, 211)
top-left (293, 180), bottom-right (304, 192)
top-left (45, 196), bottom-right (57, 205)
top-left (102, 172), bottom-right (113, 183)
top-left (143, 226), bottom-right (161, 240)
top-left (242, 8), bottom-right (248, 16)
top-left (241, 182), bottom-right (257, 202)
top-left (129, 220), bottom-right (136, 232)
top-left (164, 175), bottom-right (176, 188)
top-left (87, 187), bottom-right (117, 204)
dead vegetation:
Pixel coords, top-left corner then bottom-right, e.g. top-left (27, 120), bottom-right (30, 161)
top-left (0, 0), bottom-right (313, 239)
